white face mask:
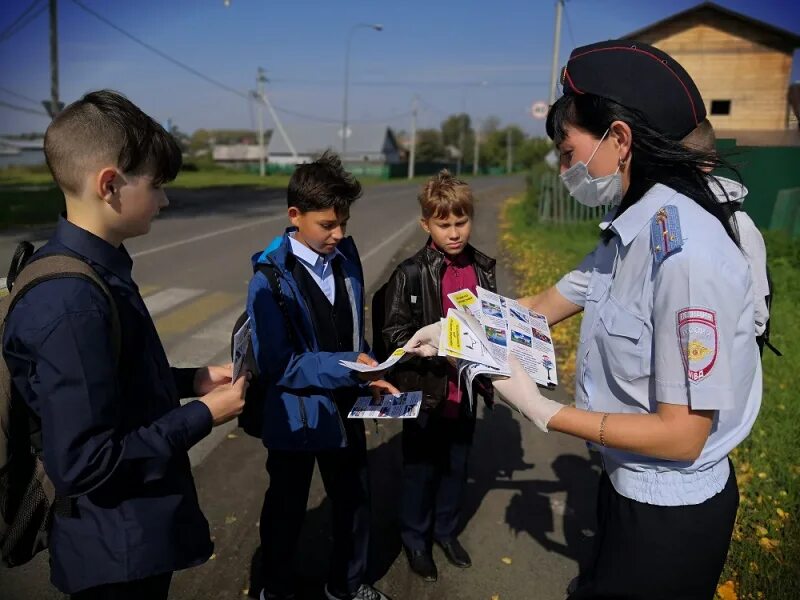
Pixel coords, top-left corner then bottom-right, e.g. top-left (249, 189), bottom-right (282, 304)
top-left (559, 129), bottom-right (623, 208)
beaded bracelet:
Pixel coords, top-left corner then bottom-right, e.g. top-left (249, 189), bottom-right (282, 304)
top-left (599, 413), bottom-right (609, 447)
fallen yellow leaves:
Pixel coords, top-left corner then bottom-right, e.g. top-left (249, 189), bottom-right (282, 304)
top-left (500, 557), bottom-right (512, 565)
top-left (716, 580), bottom-right (737, 600)
top-left (758, 537), bottom-right (779, 552)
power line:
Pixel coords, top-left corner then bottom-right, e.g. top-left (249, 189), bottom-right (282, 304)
top-left (0, 0), bottom-right (43, 39)
top-left (0, 1), bottom-right (46, 44)
top-left (269, 78), bottom-right (549, 89)
top-left (69, 0), bottom-right (406, 125)
top-left (417, 96), bottom-right (451, 117)
top-left (0, 86), bottom-right (41, 106)
top-left (563, 1), bottom-right (577, 49)
top-left (70, 0), bottom-right (250, 100)
top-left (0, 99), bottom-right (49, 117)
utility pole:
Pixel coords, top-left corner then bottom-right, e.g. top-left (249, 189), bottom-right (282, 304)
top-left (473, 120), bottom-right (480, 176)
top-left (548, 0), bottom-right (564, 106)
top-left (49, 0), bottom-right (59, 117)
top-left (255, 69), bottom-right (298, 165)
top-left (506, 128), bottom-right (513, 174)
top-left (408, 95), bottom-right (417, 179)
top-left (256, 68), bottom-right (266, 176)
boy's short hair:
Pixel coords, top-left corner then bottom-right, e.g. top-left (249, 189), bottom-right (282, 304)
top-left (287, 151), bottom-right (362, 214)
top-left (418, 169), bottom-right (474, 220)
top-left (44, 90), bottom-right (182, 196)
top-left (682, 118), bottom-right (716, 153)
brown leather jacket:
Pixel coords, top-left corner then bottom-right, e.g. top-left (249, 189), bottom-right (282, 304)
top-left (381, 242), bottom-right (497, 412)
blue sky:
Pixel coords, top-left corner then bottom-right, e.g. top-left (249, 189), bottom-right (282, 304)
top-left (1, 0), bottom-right (799, 137)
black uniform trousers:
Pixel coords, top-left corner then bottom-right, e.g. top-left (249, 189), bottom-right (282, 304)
top-left (570, 460), bottom-right (739, 600)
top-left (260, 417), bottom-right (369, 597)
top-left (400, 407), bottom-right (476, 552)
top-left (70, 573), bottom-right (172, 600)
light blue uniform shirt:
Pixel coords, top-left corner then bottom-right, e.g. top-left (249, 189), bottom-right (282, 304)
top-left (556, 184), bottom-right (762, 506)
top-left (288, 234), bottom-right (344, 304)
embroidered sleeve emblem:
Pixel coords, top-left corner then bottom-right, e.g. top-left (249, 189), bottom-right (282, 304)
top-left (677, 308), bottom-right (718, 382)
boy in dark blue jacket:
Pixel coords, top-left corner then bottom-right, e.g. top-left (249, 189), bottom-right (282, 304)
top-left (247, 152), bottom-right (395, 600)
top-left (2, 91), bottom-right (248, 599)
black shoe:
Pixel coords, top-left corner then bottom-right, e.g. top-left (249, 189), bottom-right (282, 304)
top-left (436, 538), bottom-right (472, 568)
top-left (404, 548), bottom-right (438, 582)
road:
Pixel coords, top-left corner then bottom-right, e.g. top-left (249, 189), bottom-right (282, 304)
top-left (0, 176), bottom-right (598, 600)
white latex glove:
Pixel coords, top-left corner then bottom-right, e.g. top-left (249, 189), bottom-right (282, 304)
top-left (402, 321), bottom-right (442, 358)
top-left (492, 355), bottom-right (565, 432)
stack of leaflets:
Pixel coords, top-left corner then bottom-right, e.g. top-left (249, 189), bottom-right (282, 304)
top-left (442, 287), bottom-right (558, 407)
top-left (347, 391), bottom-right (423, 420)
top-left (232, 316), bottom-right (257, 383)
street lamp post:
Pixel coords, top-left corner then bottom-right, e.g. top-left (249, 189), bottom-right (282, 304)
top-left (342, 23), bottom-right (383, 160)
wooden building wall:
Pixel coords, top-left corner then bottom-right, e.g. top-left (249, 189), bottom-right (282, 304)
top-left (632, 15), bottom-right (793, 131)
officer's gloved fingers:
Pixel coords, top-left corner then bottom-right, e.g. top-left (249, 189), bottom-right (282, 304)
top-left (402, 321), bottom-right (442, 358)
top-left (492, 356), bottom-right (564, 432)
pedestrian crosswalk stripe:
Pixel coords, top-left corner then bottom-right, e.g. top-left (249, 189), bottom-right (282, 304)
top-left (144, 287), bottom-right (204, 318)
top-left (168, 306), bottom-right (244, 369)
top-left (138, 284), bottom-right (160, 298)
top-left (155, 291), bottom-right (241, 337)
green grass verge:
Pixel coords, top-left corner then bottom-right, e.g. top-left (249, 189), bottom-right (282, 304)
top-left (501, 175), bottom-right (799, 600)
top-left (0, 187), bottom-right (65, 230)
top-left (0, 165), bottom-right (507, 230)
top-left (722, 229), bottom-right (799, 600)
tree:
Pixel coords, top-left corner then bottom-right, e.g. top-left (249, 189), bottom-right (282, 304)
top-left (516, 136), bottom-right (551, 169)
top-left (440, 113), bottom-right (473, 150)
top-left (415, 129), bottom-right (445, 162)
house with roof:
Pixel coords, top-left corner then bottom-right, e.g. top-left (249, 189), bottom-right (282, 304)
top-left (0, 137), bottom-right (45, 169)
top-left (266, 123), bottom-right (401, 167)
top-left (623, 1), bottom-right (800, 138)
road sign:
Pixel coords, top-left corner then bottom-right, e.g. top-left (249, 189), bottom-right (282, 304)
top-left (530, 101), bottom-right (548, 120)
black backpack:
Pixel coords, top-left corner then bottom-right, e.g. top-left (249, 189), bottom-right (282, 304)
top-left (371, 258), bottom-right (423, 362)
top-left (232, 263), bottom-right (299, 438)
top-left (0, 242), bottom-right (121, 567)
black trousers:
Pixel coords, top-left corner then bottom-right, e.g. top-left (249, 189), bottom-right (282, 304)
top-left (400, 409), bottom-right (475, 551)
top-left (260, 418), bottom-right (370, 597)
top-left (70, 572), bottom-right (172, 600)
top-left (570, 462), bottom-right (739, 600)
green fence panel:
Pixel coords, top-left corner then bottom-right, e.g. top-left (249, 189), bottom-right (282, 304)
top-left (769, 188), bottom-right (800, 237)
top-left (715, 141), bottom-right (800, 229)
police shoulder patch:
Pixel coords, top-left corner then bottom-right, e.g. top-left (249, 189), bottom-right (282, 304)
top-left (677, 307), bottom-right (718, 382)
top-left (650, 205), bottom-right (683, 264)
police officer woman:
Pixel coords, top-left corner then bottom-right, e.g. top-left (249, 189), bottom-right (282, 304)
top-left (405, 40), bottom-right (761, 600)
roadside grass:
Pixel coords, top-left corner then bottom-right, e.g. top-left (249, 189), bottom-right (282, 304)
top-left (500, 177), bottom-right (799, 600)
top-left (0, 165), bottom-right (465, 230)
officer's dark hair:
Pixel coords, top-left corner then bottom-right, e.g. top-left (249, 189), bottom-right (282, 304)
top-left (44, 90), bottom-right (182, 196)
top-left (287, 151), bottom-right (362, 215)
top-left (547, 93), bottom-right (740, 246)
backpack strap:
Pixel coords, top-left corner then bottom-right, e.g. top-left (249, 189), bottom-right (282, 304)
top-left (6, 255), bottom-right (122, 363)
top-left (399, 259), bottom-right (423, 328)
top-left (257, 263), bottom-right (304, 353)
top-left (6, 241), bottom-right (34, 291)
top-left (759, 264), bottom-right (781, 357)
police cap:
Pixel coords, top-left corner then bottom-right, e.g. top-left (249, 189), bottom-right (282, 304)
top-left (560, 40), bottom-right (706, 140)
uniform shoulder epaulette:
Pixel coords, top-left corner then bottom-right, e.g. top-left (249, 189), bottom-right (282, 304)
top-left (650, 205), bottom-right (683, 264)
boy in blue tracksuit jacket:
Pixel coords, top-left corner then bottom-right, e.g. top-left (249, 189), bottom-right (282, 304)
top-left (246, 152), bottom-right (395, 600)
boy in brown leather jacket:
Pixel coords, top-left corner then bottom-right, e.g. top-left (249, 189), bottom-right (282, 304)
top-left (381, 170), bottom-right (496, 582)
